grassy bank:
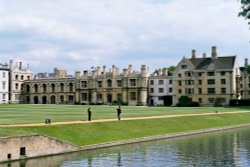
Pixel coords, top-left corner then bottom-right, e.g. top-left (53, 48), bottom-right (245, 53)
top-left (0, 104), bottom-right (249, 124)
top-left (1, 112), bottom-right (250, 146)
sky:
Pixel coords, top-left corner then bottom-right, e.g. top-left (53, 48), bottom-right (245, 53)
top-left (0, 0), bottom-right (250, 74)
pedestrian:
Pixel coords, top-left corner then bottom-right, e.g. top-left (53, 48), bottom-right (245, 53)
top-left (87, 108), bottom-right (92, 121)
top-left (117, 106), bottom-right (122, 121)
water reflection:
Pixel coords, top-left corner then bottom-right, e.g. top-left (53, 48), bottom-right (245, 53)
top-left (2, 127), bottom-right (250, 167)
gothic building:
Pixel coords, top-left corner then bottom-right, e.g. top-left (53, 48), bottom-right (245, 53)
top-left (172, 46), bottom-right (240, 106)
top-left (23, 65), bottom-right (149, 105)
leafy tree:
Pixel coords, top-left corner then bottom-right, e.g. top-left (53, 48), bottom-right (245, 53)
top-left (239, 1), bottom-right (250, 25)
top-left (246, 64), bottom-right (250, 73)
top-left (167, 66), bottom-right (176, 76)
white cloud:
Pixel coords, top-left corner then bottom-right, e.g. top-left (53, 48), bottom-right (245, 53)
top-left (0, 0), bottom-right (249, 74)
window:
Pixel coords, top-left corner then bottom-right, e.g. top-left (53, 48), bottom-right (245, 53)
top-left (207, 88), bottom-right (215, 94)
top-left (178, 89), bottom-right (182, 94)
top-left (117, 80), bottom-right (122, 87)
top-left (158, 88), bottom-right (164, 93)
top-left (60, 83), bottom-right (64, 92)
top-left (81, 81), bottom-right (87, 88)
top-left (97, 81), bottom-right (102, 88)
top-left (198, 72), bottom-right (203, 76)
top-left (158, 97), bottom-right (164, 100)
top-left (51, 84), bottom-right (55, 92)
top-left (185, 72), bottom-right (192, 77)
top-left (107, 79), bottom-right (112, 87)
top-left (2, 94), bottom-right (6, 100)
top-left (158, 80), bottom-right (164, 85)
top-left (20, 147), bottom-right (26, 156)
top-left (21, 75), bottom-right (24, 80)
top-left (169, 80), bottom-right (172, 85)
top-left (221, 88), bottom-right (226, 94)
top-left (130, 92), bottom-right (136, 100)
top-left (27, 76), bottom-right (30, 80)
top-left (207, 79), bottom-right (215, 85)
top-left (181, 65), bottom-right (187, 69)
top-left (221, 79), bottom-right (226, 84)
top-left (198, 80), bottom-right (202, 85)
top-left (221, 72), bottom-right (226, 76)
top-left (130, 79), bottom-right (136, 87)
top-left (97, 94), bottom-right (103, 101)
top-left (208, 98), bottom-right (215, 104)
top-left (178, 74), bottom-right (182, 77)
top-left (15, 83), bottom-right (18, 90)
top-left (150, 88), bottom-right (154, 93)
top-left (68, 95), bottom-right (74, 101)
top-left (186, 80), bottom-right (194, 85)
top-left (207, 72), bottom-right (215, 76)
top-left (178, 81), bottom-right (182, 86)
top-left (82, 93), bottom-right (88, 101)
top-left (2, 82), bottom-right (6, 89)
top-left (117, 94), bottom-right (122, 101)
top-left (43, 84), bottom-right (47, 93)
top-left (2, 72), bottom-right (5, 78)
top-left (248, 91), bottom-right (250, 95)
top-left (199, 88), bottom-right (202, 94)
top-left (169, 88), bottom-right (172, 93)
top-left (198, 98), bottom-right (202, 103)
top-left (186, 88), bottom-right (193, 94)
top-left (150, 80), bottom-right (154, 85)
top-left (34, 84), bottom-right (38, 92)
top-left (15, 75), bottom-right (18, 80)
top-left (69, 83), bottom-right (74, 92)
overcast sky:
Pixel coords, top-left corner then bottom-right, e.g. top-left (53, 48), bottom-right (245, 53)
top-left (0, 0), bottom-right (250, 74)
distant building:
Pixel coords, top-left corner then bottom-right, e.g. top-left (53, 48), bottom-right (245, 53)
top-left (173, 46), bottom-right (240, 106)
top-left (0, 63), bottom-right (9, 104)
top-left (9, 60), bottom-right (33, 103)
top-left (148, 68), bottom-right (173, 106)
top-left (239, 58), bottom-right (250, 99)
top-left (23, 65), bottom-right (149, 105)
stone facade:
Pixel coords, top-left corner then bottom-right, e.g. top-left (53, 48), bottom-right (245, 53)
top-left (23, 65), bottom-right (149, 105)
top-left (9, 60), bottom-right (33, 103)
top-left (148, 68), bottom-right (173, 106)
top-left (0, 135), bottom-right (79, 163)
top-left (239, 58), bottom-right (250, 99)
top-left (173, 46), bottom-right (240, 106)
top-left (0, 63), bottom-right (9, 104)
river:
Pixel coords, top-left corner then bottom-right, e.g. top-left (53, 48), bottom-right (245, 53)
top-left (2, 126), bottom-right (250, 167)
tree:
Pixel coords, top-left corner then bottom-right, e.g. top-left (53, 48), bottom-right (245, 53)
top-left (239, 1), bottom-right (250, 25)
top-left (167, 66), bottom-right (176, 76)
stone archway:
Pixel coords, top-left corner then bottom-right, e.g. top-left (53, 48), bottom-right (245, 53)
top-left (34, 96), bottom-right (39, 104)
top-left (42, 96), bottom-right (47, 104)
top-left (50, 95), bottom-right (56, 104)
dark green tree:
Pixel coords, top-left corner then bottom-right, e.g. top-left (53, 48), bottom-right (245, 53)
top-left (239, 1), bottom-right (250, 25)
top-left (167, 66), bottom-right (176, 76)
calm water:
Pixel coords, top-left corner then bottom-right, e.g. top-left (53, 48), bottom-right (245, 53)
top-left (3, 127), bottom-right (250, 167)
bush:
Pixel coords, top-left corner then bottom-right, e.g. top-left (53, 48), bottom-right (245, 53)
top-left (229, 99), bottom-right (250, 106)
top-left (176, 96), bottom-right (200, 107)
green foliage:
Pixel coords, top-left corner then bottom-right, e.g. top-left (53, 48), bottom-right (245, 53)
top-left (177, 96), bottom-right (200, 107)
top-left (214, 98), bottom-right (224, 107)
top-left (246, 65), bottom-right (250, 73)
top-left (167, 66), bottom-right (176, 76)
top-left (239, 1), bottom-right (250, 25)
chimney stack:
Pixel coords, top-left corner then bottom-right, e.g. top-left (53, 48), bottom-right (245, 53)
top-left (19, 62), bottom-right (22, 70)
top-left (191, 49), bottom-right (196, 59)
top-left (245, 58), bottom-right (248, 68)
top-left (211, 46), bottom-right (217, 59)
top-left (202, 53), bottom-right (207, 58)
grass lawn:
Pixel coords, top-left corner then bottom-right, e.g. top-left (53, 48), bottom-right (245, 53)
top-left (0, 104), bottom-right (249, 124)
top-left (0, 112), bottom-right (250, 146)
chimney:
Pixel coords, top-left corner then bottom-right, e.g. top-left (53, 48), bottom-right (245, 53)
top-left (211, 46), bottom-right (217, 59)
top-left (123, 69), bottom-right (128, 77)
top-left (103, 65), bottom-right (106, 75)
top-left (9, 60), bottom-right (14, 69)
top-left (75, 71), bottom-right (81, 79)
top-left (83, 70), bottom-right (88, 76)
top-left (245, 58), bottom-right (248, 68)
top-left (19, 62), bottom-right (22, 70)
top-left (191, 49), bottom-right (196, 59)
top-left (128, 65), bottom-right (132, 74)
top-left (112, 65), bottom-right (116, 75)
top-left (163, 68), bottom-right (168, 76)
top-left (202, 53), bottom-right (207, 58)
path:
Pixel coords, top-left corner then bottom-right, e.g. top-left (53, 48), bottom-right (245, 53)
top-left (0, 110), bottom-right (250, 127)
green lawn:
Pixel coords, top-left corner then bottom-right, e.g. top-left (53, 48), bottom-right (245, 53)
top-left (0, 104), bottom-right (249, 124)
top-left (1, 112), bottom-right (250, 146)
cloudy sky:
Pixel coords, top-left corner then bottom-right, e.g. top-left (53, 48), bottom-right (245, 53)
top-left (0, 0), bottom-right (249, 74)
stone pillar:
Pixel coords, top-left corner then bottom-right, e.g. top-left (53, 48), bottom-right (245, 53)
top-left (140, 89), bottom-right (147, 106)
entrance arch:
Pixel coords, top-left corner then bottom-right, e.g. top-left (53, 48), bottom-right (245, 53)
top-left (42, 96), bottom-right (47, 104)
top-left (50, 95), bottom-right (56, 104)
top-left (34, 96), bottom-right (39, 104)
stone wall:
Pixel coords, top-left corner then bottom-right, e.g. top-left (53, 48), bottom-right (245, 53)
top-left (0, 135), bottom-right (80, 163)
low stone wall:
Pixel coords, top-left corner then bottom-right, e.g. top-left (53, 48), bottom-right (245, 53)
top-left (0, 135), bottom-right (80, 163)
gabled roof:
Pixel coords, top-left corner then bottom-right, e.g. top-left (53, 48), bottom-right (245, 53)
top-left (189, 56), bottom-right (236, 70)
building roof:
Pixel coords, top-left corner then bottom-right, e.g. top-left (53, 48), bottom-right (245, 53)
top-left (189, 56), bottom-right (236, 70)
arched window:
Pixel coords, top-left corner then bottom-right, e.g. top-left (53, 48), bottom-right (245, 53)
top-left (60, 83), bottom-right (64, 92)
top-left (69, 83), bottom-right (74, 92)
top-left (34, 84), bottom-right (38, 92)
top-left (15, 75), bottom-right (19, 80)
top-left (21, 75), bottom-right (24, 80)
top-left (42, 84), bottom-right (47, 93)
top-left (51, 83), bottom-right (55, 92)
top-left (107, 79), bottom-right (112, 87)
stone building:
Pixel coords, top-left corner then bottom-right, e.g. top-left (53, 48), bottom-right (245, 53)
top-left (239, 58), bottom-right (250, 99)
top-left (23, 65), bottom-right (149, 105)
top-left (148, 68), bottom-right (173, 106)
top-left (173, 46), bottom-right (240, 106)
top-left (0, 63), bottom-right (9, 104)
top-left (9, 60), bottom-right (33, 103)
